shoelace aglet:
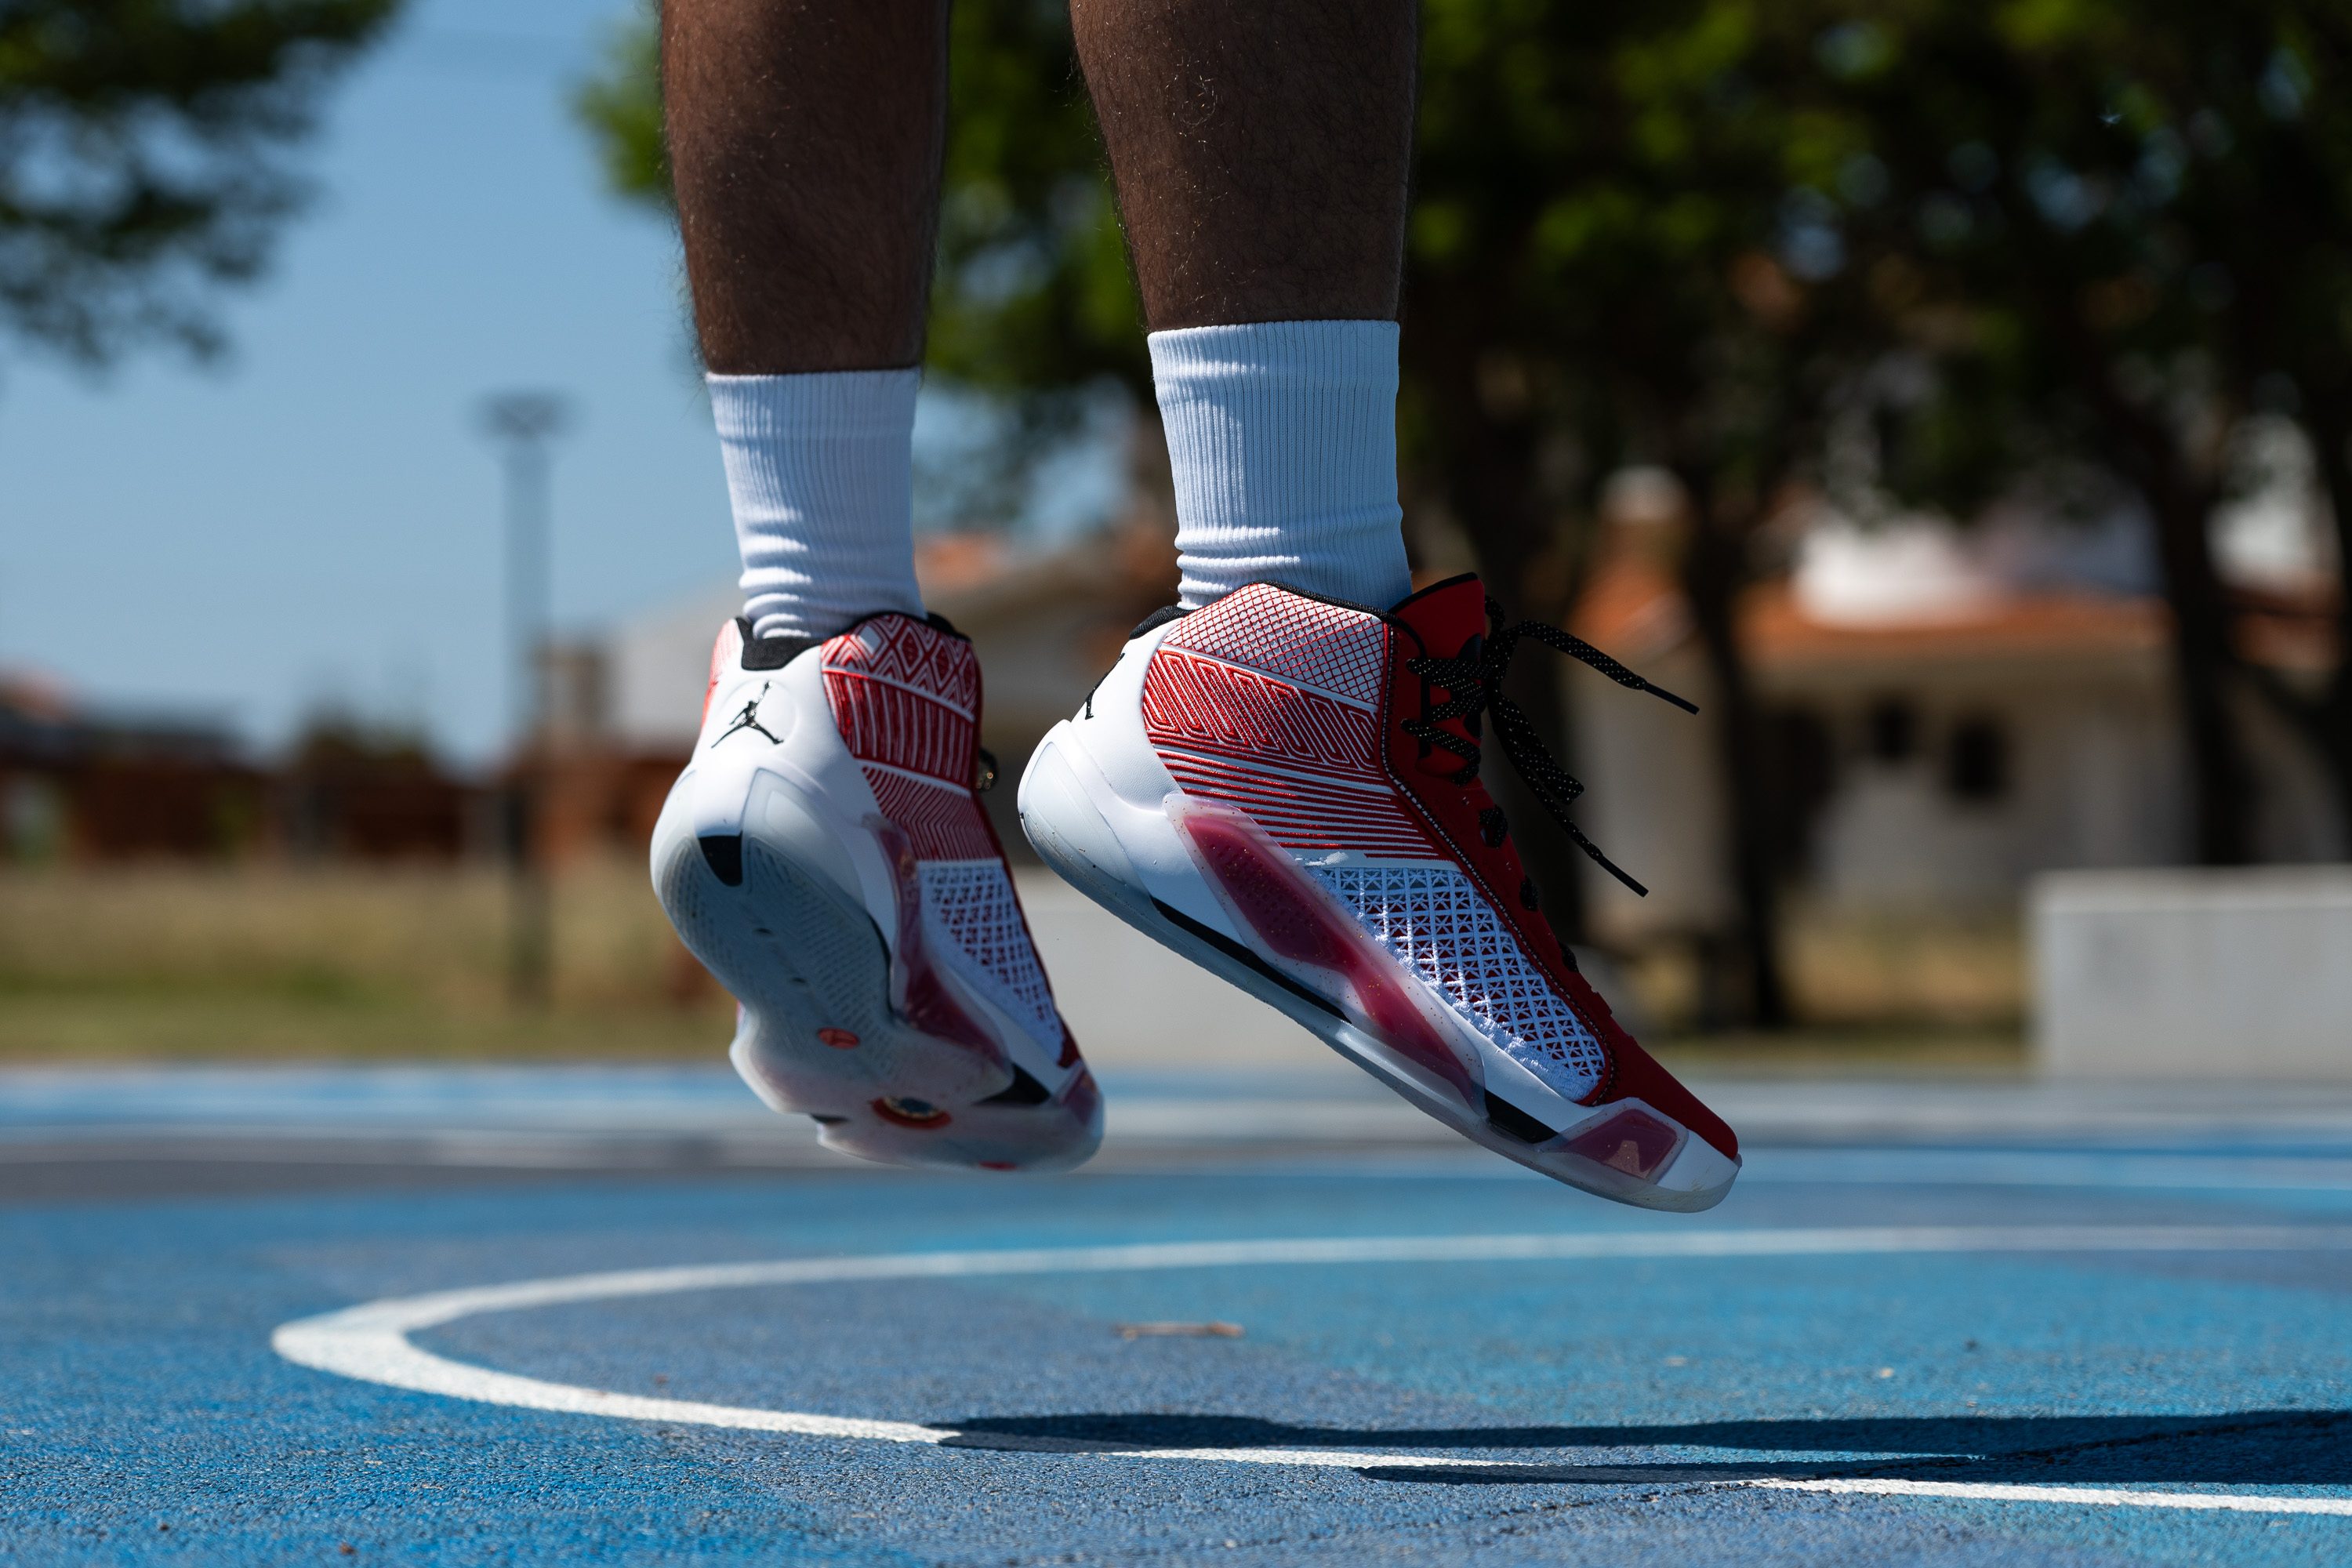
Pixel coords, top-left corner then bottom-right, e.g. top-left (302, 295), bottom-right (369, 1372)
top-left (1567, 822), bottom-right (1651, 898)
top-left (1502, 615), bottom-right (1700, 715)
top-left (1642, 680), bottom-right (1700, 716)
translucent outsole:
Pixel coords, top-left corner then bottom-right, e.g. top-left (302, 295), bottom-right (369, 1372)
top-left (654, 830), bottom-right (1099, 1172)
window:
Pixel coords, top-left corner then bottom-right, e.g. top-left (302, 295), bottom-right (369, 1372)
top-left (1864, 697), bottom-right (1917, 763)
top-left (1946, 717), bottom-right (2009, 803)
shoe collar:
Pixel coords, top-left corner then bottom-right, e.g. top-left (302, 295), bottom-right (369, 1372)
top-left (736, 608), bottom-right (968, 671)
top-left (1125, 572), bottom-right (1490, 652)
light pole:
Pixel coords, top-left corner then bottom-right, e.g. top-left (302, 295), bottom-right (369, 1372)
top-left (480, 392), bottom-right (569, 1008)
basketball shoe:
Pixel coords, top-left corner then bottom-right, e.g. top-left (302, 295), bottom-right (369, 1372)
top-left (1018, 575), bottom-right (1738, 1209)
top-left (651, 611), bottom-right (1101, 1171)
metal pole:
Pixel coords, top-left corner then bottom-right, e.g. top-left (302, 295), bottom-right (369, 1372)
top-left (480, 394), bottom-right (568, 1009)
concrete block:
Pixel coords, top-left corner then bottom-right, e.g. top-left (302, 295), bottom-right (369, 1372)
top-left (2032, 866), bottom-right (2352, 1079)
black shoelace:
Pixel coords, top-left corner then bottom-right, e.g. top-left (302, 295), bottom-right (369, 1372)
top-left (1402, 597), bottom-right (1697, 898)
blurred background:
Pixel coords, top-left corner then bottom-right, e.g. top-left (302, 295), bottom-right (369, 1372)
top-left (3, 0), bottom-right (2346, 1078)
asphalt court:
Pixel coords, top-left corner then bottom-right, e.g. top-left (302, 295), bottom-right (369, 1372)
top-left (6, 1069), bottom-right (2352, 1566)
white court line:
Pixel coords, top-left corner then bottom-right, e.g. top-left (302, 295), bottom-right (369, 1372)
top-left (273, 1225), bottom-right (2352, 1514)
top-left (1755, 1479), bottom-right (2352, 1516)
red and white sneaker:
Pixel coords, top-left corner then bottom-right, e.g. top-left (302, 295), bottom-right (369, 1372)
top-left (651, 611), bottom-right (1100, 1171)
top-left (1018, 576), bottom-right (1738, 1209)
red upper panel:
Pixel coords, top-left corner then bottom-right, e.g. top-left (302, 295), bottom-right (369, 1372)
top-left (822, 615), bottom-right (994, 862)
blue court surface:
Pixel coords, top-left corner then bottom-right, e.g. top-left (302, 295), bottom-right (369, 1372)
top-left (6, 1065), bottom-right (2352, 1566)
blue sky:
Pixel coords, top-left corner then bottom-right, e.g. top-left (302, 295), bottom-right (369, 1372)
top-left (0, 0), bottom-right (1119, 763)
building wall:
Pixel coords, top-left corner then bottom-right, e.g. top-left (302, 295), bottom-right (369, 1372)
top-left (1572, 635), bottom-right (2241, 925)
top-left (1569, 644), bottom-right (1733, 942)
top-left (1806, 675), bottom-right (2187, 909)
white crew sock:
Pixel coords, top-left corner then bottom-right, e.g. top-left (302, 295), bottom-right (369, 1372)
top-left (708, 368), bottom-right (926, 643)
top-left (1149, 319), bottom-right (1415, 611)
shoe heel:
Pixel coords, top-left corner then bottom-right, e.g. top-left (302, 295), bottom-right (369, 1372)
top-left (1018, 731), bottom-right (1157, 927)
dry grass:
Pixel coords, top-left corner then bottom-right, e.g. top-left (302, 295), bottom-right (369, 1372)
top-left (1653, 1025), bottom-right (2024, 1078)
top-left (0, 862), bottom-right (2024, 1067)
top-left (1617, 901), bottom-right (2023, 1036)
top-left (1783, 905), bottom-right (2024, 1029)
top-left (0, 858), bottom-right (732, 1061)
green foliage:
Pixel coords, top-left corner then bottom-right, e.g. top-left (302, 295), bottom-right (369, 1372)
top-left (1808, 2), bottom-right (2352, 514)
top-left (573, 8), bottom-right (666, 212)
top-left (0, 0), bottom-right (401, 366)
top-left (928, 0), bottom-right (1138, 393)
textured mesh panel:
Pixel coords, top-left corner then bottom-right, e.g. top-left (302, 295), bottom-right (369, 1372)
top-left (1144, 649), bottom-right (1377, 771)
top-left (1144, 641), bottom-right (1432, 858)
top-left (867, 771), bottom-right (996, 860)
top-left (921, 859), bottom-right (1059, 1042)
top-left (1313, 863), bottom-right (1606, 1100)
top-left (1162, 583), bottom-right (1388, 705)
top-left (823, 615), bottom-right (979, 713)
top-left (826, 670), bottom-right (972, 779)
top-left (820, 611), bottom-right (999, 859)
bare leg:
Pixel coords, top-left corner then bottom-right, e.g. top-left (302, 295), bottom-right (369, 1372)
top-left (662, 0), bottom-right (949, 372)
top-left (1069, 0), bottom-right (1417, 328)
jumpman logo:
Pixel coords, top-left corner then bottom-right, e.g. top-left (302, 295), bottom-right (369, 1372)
top-left (713, 683), bottom-right (779, 746)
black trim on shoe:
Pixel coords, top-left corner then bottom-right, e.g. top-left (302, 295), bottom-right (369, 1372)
top-left (738, 618), bottom-right (815, 670)
top-left (978, 1063), bottom-right (1053, 1106)
top-left (698, 834), bottom-right (745, 886)
top-left (1080, 604), bottom-right (1195, 718)
top-left (1482, 1091), bottom-right (1559, 1145)
top-left (1150, 896), bottom-right (1345, 1022)
top-left (740, 608), bottom-right (969, 670)
top-left (1129, 604), bottom-right (1191, 639)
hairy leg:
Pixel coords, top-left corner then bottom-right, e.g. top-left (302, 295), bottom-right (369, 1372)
top-left (663, 0), bottom-right (950, 372)
top-left (1069, 0), bottom-right (1417, 328)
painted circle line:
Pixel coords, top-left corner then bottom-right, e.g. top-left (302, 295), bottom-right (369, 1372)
top-left (273, 1225), bottom-right (2352, 1518)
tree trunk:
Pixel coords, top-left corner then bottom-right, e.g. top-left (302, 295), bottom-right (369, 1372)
top-left (2045, 295), bottom-right (2263, 866)
top-left (1675, 472), bottom-right (1792, 1030)
top-left (2140, 473), bottom-right (2257, 865)
top-left (2279, 399), bottom-right (2352, 851)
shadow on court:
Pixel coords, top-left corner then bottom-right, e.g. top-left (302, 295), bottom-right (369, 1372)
top-left (939, 1408), bottom-right (2352, 1486)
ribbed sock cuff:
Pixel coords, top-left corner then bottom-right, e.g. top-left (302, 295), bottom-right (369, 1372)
top-left (709, 368), bottom-right (926, 643)
top-left (1149, 319), bottom-right (1413, 612)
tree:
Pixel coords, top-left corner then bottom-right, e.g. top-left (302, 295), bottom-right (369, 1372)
top-left (0, 0), bottom-right (401, 368)
top-left (1777, 2), bottom-right (2352, 862)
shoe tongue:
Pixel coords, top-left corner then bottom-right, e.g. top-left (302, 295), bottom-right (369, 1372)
top-left (1388, 575), bottom-right (1494, 782)
top-left (1389, 575), bottom-right (1487, 658)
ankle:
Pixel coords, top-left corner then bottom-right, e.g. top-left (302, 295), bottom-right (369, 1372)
top-left (710, 368), bottom-right (926, 642)
top-left (1149, 319), bottom-right (1414, 612)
